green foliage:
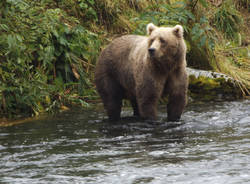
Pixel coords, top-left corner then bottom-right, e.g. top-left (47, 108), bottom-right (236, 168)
top-left (0, 0), bottom-right (100, 117)
top-left (133, 1), bottom-right (216, 49)
top-left (78, 0), bottom-right (97, 21)
top-left (213, 0), bottom-right (242, 39)
top-left (56, 0), bottom-right (149, 33)
top-left (190, 16), bottom-right (216, 50)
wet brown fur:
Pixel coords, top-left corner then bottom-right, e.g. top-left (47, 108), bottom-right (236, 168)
top-left (95, 24), bottom-right (188, 121)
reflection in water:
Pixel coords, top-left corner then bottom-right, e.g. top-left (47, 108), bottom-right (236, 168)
top-left (0, 100), bottom-right (250, 183)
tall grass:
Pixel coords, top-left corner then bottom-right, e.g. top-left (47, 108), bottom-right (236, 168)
top-left (213, 0), bottom-right (242, 39)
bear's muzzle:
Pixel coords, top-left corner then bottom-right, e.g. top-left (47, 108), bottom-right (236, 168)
top-left (148, 48), bottom-right (156, 57)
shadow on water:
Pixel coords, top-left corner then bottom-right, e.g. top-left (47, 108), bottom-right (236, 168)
top-left (0, 100), bottom-right (250, 183)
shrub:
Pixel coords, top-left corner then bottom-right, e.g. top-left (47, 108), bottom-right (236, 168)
top-left (0, 0), bottom-right (100, 117)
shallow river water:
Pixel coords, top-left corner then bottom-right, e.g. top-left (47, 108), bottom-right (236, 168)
top-left (0, 100), bottom-right (250, 184)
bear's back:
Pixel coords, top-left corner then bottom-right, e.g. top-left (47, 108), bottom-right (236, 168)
top-left (106, 35), bottom-right (147, 62)
top-left (95, 35), bottom-right (148, 96)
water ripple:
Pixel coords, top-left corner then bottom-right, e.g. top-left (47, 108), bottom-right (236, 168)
top-left (0, 100), bottom-right (250, 183)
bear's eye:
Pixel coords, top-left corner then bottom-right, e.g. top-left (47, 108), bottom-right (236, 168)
top-left (159, 37), bottom-right (166, 44)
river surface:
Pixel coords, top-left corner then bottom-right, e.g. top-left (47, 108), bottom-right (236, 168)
top-left (0, 100), bottom-right (250, 184)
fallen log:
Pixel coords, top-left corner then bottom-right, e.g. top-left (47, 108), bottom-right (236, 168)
top-left (187, 67), bottom-right (245, 100)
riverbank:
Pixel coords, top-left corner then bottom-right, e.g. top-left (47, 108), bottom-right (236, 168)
top-left (0, 67), bottom-right (248, 127)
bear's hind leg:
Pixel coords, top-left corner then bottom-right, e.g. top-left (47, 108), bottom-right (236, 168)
top-left (97, 77), bottom-right (124, 121)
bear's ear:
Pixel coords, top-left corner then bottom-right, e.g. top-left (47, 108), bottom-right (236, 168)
top-left (147, 23), bottom-right (157, 35)
top-left (173, 25), bottom-right (184, 38)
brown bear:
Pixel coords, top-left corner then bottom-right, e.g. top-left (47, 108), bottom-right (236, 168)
top-left (95, 23), bottom-right (188, 121)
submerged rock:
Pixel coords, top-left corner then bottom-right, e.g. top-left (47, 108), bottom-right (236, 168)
top-left (187, 67), bottom-right (243, 100)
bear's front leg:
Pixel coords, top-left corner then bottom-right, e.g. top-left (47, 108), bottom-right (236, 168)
top-left (130, 99), bottom-right (140, 117)
top-left (96, 76), bottom-right (124, 122)
top-left (167, 91), bottom-right (187, 121)
top-left (138, 98), bottom-right (158, 120)
top-left (166, 69), bottom-right (188, 121)
top-left (136, 84), bottom-right (160, 120)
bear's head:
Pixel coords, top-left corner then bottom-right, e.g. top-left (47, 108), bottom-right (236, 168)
top-left (146, 23), bottom-right (186, 68)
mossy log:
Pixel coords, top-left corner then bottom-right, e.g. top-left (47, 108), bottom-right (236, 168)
top-left (187, 67), bottom-right (243, 100)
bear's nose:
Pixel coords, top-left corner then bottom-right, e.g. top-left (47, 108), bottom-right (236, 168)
top-left (148, 48), bottom-right (156, 55)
